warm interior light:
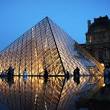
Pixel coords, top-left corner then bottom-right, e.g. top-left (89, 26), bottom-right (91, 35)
top-left (102, 83), bottom-right (105, 87)
top-left (101, 63), bottom-right (104, 67)
top-left (89, 36), bottom-right (92, 43)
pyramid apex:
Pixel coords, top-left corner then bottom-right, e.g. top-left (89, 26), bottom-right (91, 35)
top-left (45, 16), bottom-right (51, 21)
top-left (41, 16), bottom-right (50, 22)
top-left (45, 16), bottom-right (49, 18)
top-left (44, 16), bottom-right (49, 19)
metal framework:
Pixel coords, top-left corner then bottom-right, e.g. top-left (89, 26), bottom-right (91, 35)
top-left (0, 17), bottom-right (101, 75)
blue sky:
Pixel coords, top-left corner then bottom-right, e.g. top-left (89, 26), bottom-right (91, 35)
top-left (0, 0), bottom-right (110, 51)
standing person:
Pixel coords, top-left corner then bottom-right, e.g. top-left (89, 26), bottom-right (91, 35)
top-left (104, 64), bottom-right (110, 87)
top-left (43, 69), bottom-right (48, 84)
top-left (7, 65), bottom-right (14, 77)
top-left (23, 69), bottom-right (28, 78)
top-left (73, 67), bottom-right (80, 85)
top-left (1, 70), bottom-right (6, 77)
top-left (65, 71), bottom-right (70, 80)
top-left (44, 69), bottom-right (48, 79)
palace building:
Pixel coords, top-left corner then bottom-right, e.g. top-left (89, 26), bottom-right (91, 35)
top-left (80, 16), bottom-right (110, 65)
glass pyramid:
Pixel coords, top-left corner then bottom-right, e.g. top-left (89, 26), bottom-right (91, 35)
top-left (0, 17), bottom-right (103, 75)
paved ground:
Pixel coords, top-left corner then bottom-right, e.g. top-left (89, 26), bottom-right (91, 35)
top-left (0, 103), bottom-right (9, 110)
top-left (76, 86), bottom-right (110, 110)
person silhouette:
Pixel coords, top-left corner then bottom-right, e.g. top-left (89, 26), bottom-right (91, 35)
top-left (104, 64), bottom-right (110, 87)
top-left (7, 65), bottom-right (14, 77)
top-left (23, 68), bottom-right (28, 83)
top-left (23, 69), bottom-right (28, 78)
top-left (1, 70), bottom-right (6, 77)
top-left (73, 67), bottom-right (80, 85)
top-left (65, 71), bottom-right (70, 80)
top-left (43, 69), bottom-right (48, 84)
top-left (43, 69), bottom-right (48, 79)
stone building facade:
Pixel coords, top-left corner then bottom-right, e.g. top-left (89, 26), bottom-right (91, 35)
top-left (80, 16), bottom-right (110, 65)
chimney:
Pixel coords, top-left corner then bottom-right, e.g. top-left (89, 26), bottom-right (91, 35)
top-left (88, 20), bottom-right (91, 28)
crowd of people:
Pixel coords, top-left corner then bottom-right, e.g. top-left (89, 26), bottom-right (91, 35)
top-left (0, 66), bottom-right (28, 78)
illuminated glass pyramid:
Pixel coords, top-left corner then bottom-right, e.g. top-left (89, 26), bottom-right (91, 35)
top-left (0, 17), bottom-right (102, 75)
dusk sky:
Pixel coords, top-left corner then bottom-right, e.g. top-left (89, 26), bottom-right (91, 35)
top-left (0, 0), bottom-right (110, 51)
